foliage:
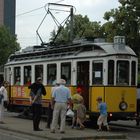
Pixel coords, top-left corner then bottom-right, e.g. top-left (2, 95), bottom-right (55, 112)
top-left (0, 26), bottom-right (20, 66)
top-left (49, 0), bottom-right (140, 55)
top-left (103, 0), bottom-right (140, 53)
top-left (102, 0), bottom-right (140, 83)
top-left (49, 15), bottom-right (103, 44)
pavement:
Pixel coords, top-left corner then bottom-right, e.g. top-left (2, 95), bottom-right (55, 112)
top-left (110, 120), bottom-right (140, 129)
top-left (0, 111), bottom-right (127, 140)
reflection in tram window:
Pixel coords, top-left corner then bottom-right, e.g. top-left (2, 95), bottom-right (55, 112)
top-left (14, 67), bottom-right (21, 85)
top-left (47, 64), bottom-right (56, 85)
top-left (24, 66), bottom-right (31, 85)
top-left (108, 60), bottom-right (114, 85)
top-left (61, 62), bottom-right (71, 84)
top-left (35, 65), bottom-right (43, 81)
top-left (92, 62), bottom-right (103, 85)
top-left (116, 61), bottom-right (129, 85)
top-left (131, 61), bottom-right (136, 85)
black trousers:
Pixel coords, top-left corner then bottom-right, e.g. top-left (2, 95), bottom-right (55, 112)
top-left (47, 106), bottom-right (53, 128)
top-left (32, 104), bottom-right (42, 130)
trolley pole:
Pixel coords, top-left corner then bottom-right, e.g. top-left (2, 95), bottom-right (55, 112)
top-left (70, 7), bottom-right (74, 43)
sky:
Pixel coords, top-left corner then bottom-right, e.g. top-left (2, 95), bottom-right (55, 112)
top-left (16, 0), bottom-right (120, 48)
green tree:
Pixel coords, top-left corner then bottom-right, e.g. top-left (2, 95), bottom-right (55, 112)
top-left (0, 26), bottom-right (20, 66)
top-left (103, 0), bottom-right (140, 52)
top-left (50, 14), bottom-right (103, 44)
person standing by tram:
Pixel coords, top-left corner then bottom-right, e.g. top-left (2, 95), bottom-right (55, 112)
top-left (71, 87), bottom-right (85, 129)
top-left (51, 79), bottom-right (72, 133)
top-left (29, 77), bottom-right (46, 131)
top-left (46, 81), bottom-right (60, 129)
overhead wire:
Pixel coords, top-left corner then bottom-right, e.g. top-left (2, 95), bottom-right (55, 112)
top-left (16, 6), bottom-right (45, 17)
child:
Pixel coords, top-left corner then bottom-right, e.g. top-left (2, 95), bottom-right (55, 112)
top-left (96, 96), bottom-right (110, 131)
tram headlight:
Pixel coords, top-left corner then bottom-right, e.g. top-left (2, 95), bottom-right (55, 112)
top-left (119, 101), bottom-right (128, 111)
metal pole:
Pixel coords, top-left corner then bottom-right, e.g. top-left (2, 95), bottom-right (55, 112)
top-left (70, 7), bottom-right (73, 43)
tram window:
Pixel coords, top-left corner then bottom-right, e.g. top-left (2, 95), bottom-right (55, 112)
top-left (108, 60), bottom-right (114, 85)
top-left (116, 61), bottom-right (129, 85)
top-left (47, 64), bottom-right (56, 85)
top-left (35, 65), bottom-right (43, 81)
top-left (14, 67), bottom-right (21, 85)
top-left (92, 62), bottom-right (103, 85)
top-left (24, 66), bottom-right (31, 85)
top-left (61, 62), bottom-right (71, 85)
top-left (131, 61), bottom-right (136, 85)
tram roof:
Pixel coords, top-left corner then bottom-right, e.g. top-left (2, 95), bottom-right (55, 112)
top-left (6, 38), bottom-right (137, 65)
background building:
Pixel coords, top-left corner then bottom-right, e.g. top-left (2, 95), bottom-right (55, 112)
top-left (0, 0), bottom-right (16, 83)
top-left (0, 0), bottom-right (16, 34)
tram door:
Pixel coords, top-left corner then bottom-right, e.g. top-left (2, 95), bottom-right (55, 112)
top-left (77, 61), bottom-right (89, 109)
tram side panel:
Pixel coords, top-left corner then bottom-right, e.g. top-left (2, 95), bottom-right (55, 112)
top-left (8, 85), bottom-right (76, 112)
top-left (9, 86), bottom-right (31, 111)
top-left (89, 86), bottom-right (136, 121)
top-left (9, 85), bottom-right (50, 111)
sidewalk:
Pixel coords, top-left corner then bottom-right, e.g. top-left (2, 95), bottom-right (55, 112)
top-left (0, 112), bottom-right (126, 140)
top-left (110, 120), bottom-right (140, 129)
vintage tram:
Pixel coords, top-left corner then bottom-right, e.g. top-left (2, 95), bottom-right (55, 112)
top-left (4, 36), bottom-right (138, 121)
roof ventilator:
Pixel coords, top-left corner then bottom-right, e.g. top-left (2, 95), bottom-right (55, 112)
top-left (113, 36), bottom-right (125, 50)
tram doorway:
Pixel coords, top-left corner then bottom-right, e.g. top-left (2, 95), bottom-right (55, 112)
top-left (77, 61), bottom-right (89, 109)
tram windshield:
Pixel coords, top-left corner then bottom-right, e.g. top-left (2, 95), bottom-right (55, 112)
top-left (92, 62), bottom-right (103, 85)
top-left (116, 61), bottom-right (129, 85)
top-left (131, 61), bottom-right (136, 85)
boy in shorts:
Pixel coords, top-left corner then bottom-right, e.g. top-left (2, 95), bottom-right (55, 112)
top-left (96, 96), bottom-right (110, 131)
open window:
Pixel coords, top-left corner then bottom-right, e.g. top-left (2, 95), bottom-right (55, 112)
top-left (61, 62), bottom-right (71, 85)
top-left (24, 66), bottom-right (31, 85)
top-left (47, 64), bottom-right (57, 85)
top-left (14, 67), bottom-right (21, 85)
top-left (35, 65), bottom-right (43, 81)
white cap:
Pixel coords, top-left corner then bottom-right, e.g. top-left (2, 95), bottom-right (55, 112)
top-left (59, 79), bottom-right (66, 85)
top-left (37, 77), bottom-right (42, 81)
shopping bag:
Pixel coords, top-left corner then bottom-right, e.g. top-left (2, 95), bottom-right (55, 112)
top-left (66, 109), bottom-right (74, 117)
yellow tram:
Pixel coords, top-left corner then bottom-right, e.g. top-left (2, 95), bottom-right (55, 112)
top-left (4, 36), bottom-right (138, 121)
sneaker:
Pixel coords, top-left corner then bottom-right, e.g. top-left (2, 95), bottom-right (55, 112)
top-left (97, 129), bottom-right (102, 131)
top-left (50, 130), bottom-right (55, 133)
top-left (71, 125), bottom-right (74, 129)
top-left (34, 128), bottom-right (43, 131)
top-left (80, 125), bottom-right (85, 130)
top-left (46, 125), bottom-right (50, 128)
top-left (60, 131), bottom-right (65, 134)
top-left (107, 128), bottom-right (111, 131)
top-left (0, 121), bottom-right (5, 124)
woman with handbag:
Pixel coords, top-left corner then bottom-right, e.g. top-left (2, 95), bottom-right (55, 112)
top-left (71, 87), bottom-right (84, 129)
